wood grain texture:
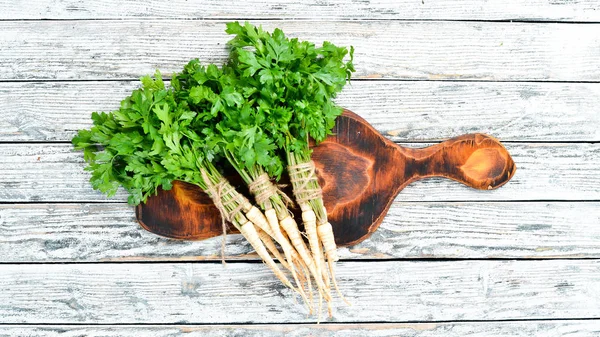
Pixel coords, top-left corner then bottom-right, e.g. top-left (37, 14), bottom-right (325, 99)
top-left (0, 143), bottom-right (596, 202)
top-left (3, 81), bottom-right (599, 142)
top-left (1, 202), bottom-right (599, 262)
top-left (3, 0), bottom-right (600, 21)
top-left (1, 260), bottom-right (599, 323)
top-left (2, 321), bottom-right (600, 337)
top-left (2, 20), bottom-right (600, 81)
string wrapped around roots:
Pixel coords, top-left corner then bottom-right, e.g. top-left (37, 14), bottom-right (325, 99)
top-left (247, 172), bottom-right (314, 312)
top-left (200, 168), bottom-right (297, 294)
top-left (288, 157), bottom-right (349, 312)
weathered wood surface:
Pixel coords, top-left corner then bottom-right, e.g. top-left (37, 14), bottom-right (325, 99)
top-left (1, 202), bottom-right (599, 262)
top-left (1, 143), bottom-right (597, 202)
top-left (4, 0), bottom-right (600, 21)
top-left (3, 81), bottom-right (599, 142)
top-left (2, 21), bottom-right (600, 81)
top-left (2, 0), bottom-right (599, 332)
top-left (2, 321), bottom-right (600, 337)
top-left (0, 260), bottom-right (599, 323)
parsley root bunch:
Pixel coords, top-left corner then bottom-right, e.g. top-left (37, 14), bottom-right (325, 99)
top-left (71, 72), bottom-right (298, 297)
top-left (224, 22), bottom-right (355, 315)
top-left (72, 21), bottom-right (355, 318)
top-left (171, 60), bottom-right (332, 314)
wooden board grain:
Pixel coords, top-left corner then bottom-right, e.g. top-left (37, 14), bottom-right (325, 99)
top-left (0, 202), bottom-right (599, 262)
top-left (2, 321), bottom-right (600, 337)
top-left (3, 0), bottom-right (599, 21)
top-left (1, 21), bottom-right (599, 81)
top-left (3, 81), bottom-right (599, 142)
top-left (0, 143), bottom-right (597, 203)
top-left (0, 260), bottom-right (599, 323)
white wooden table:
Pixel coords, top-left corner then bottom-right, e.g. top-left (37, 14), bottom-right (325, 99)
top-left (1, 1), bottom-right (600, 336)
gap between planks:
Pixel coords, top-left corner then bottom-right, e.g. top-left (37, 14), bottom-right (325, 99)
top-left (0, 321), bottom-right (600, 337)
top-left (4, 78), bottom-right (600, 83)
top-left (3, 18), bottom-right (600, 24)
top-left (2, 317), bottom-right (600, 325)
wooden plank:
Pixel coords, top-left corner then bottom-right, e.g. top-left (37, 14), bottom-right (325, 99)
top-left (3, 0), bottom-right (600, 22)
top-left (0, 202), bottom-right (599, 262)
top-left (355, 201), bottom-right (600, 259)
top-left (3, 81), bottom-right (600, 142)
top-left (2, 321), bottom-right (600, 337)
top-left (0, 143), bottom-right (598, 203)
top-left (1, 21), bottom-right (599, 81)
top-left (0, 260), bottom-right (599, 323)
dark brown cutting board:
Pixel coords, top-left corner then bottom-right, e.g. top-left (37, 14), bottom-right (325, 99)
top-left (136, 110), bottom-right (516, 246)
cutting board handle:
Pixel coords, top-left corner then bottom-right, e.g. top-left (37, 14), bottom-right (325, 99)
top-left (400, 133), bottom-right (516, 190)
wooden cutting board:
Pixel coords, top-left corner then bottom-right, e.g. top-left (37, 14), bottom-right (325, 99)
top-left (136, 110), bottom-right (516, 246)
